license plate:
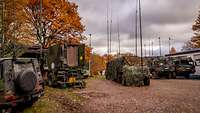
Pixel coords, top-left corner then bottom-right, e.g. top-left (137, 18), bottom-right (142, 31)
top-left (69, 77), bottom-right (76, 83)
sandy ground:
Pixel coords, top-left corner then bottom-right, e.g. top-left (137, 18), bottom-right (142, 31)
top-left (75, 79), bottom-right (200, 113)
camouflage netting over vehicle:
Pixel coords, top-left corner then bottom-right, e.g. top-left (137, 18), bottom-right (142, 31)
top-left (105, 56), bottom-right (150, 86)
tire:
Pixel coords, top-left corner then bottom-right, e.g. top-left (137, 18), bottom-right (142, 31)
top-left (152, 71), bottom-right (157, 79)
top-left (122, 77), bottom-right (127, 86)
top-left (185, 74), bottom-right (190, 79)
top-left (167, 73), bottom-right (172, 79)
top-left (172, 72), bottom-right (176, 79)
top-left (25, 99), bottom-right (36, 107)
top-left (144, 77), bottom-right (150, 86)
top-left (16, 70), bottom-right (37, 93)
top-left (47, 73), bottom-right (53, 86)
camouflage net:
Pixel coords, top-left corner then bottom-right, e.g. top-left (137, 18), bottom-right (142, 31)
top-left (105, 56), bottom-right (150, 87)
top-left (122, 65), bottom-right (149, 86)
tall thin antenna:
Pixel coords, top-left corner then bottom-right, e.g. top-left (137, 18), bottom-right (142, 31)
top-left (109, 5), bottom-right (112, 55)
top-left (135, 0), bottom-right (138, 56)
top-left (151, 41), bottom-right (154, 56)
top-left (159, 37), bottom-right (161, 56)
top-left (149, 39), bottom-right (151, 56)
top-left (106, 0), bottom-right (110, 61)
top-left (144, 44), bottom-right (146, 57)
top-left (117, 16), bottom-right (121, 55)
top-left (139, 0), bottom-right (143, 71)
top-left (169, 37), bottom-right (171, 54)
top-left (89, 34), bottom-right (92, 76)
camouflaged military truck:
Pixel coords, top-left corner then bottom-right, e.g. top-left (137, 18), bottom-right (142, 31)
top-left (105, 56), bottom-right (150, 86)
top-left (0, 58), bottom-right (44, 113)
top-left (149, 57), bottom-right (176, 79)
top-left (172, 57), bottom-right (196, 78)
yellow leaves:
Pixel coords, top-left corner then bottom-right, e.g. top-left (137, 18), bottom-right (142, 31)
top-left (85, 46), bottom-right (92, 63)
top-left (5, 0), bottom-right (85, 48)
top-left (170, 47), bottom-right (177, 54)
top-left (91, 54), bottom-right (106, 76)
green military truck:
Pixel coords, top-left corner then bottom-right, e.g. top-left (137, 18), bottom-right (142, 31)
top-left (149, 57), bottom-right (176, 79)
top-left (21, 43), bottom-right (87, 88)
top-left (0, 58), bottom-right (44, 113)
top-left (149, 57), bottom-right (196, 79)
top-left (172, 57), bottom-right (196, 78)
top-left (46, 43), bottom-right (86, 88)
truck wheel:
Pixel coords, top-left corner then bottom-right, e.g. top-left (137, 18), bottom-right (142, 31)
top-left (168, 73), bottom-right (172, 79)
top-left (152, 71), bottom-right (157, 79)
top-left (47, 73), bottom-right (53, 86)
top-left (122, 79), bottom-right (127, 86)
top-left (144, 77), bottom-right (150, 86)
top-left (172, 72), bottom-right (176, 79)
top-left (48, 78), bottom-right (53, 86)
top-left (185, 74), bottom-right (190, 79)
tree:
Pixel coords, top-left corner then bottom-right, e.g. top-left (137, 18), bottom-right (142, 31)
top-left (85, 45), bottom-right (92, 63)
top-left (182, 41), bottom-right (196, 51)
top-left (5, 0), bottom-right (85, 48)
top-left (170, 47), bottom-right (176, 54)
top-left (91, 53), bottom-right (106, 76)
top-left (187, 10), bottom-right (200, 48)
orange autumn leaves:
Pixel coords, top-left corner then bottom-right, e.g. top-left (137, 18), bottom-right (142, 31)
top-left (5, 0), bottom-right (84, 47)
top-left (91, 54), bottom-right (107, 76)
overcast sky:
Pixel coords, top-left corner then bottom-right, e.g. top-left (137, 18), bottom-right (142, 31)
top-left (70, 0), bottom-right (200, 56)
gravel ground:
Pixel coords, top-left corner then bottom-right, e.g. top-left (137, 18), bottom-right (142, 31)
top-left (75, 79), bottom-right (200, 113)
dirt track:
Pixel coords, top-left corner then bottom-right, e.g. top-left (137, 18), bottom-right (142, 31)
top-left (75, 79), bottom-right (200, 113)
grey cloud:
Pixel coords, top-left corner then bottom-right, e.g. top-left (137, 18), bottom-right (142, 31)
top-left (70, 0), bottom-right (200, 55)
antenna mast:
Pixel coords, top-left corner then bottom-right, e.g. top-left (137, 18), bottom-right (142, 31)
top-left (135, 0), bottom-right (138, 56)
top-left (109, 4), bottom-right (112, 55)
top-left (159, 37), bottom-right (161, 56)
top-left (139, 0), bottom-right (143, 71)
top-left (106, 0), bottom-right (110, 61)
top-left (117, 17), bottom-right (121, 55)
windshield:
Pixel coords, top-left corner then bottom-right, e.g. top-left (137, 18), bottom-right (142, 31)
top-left (180, 60), bottom-right (193, 65)
top-left (14, 61), bottom-right (34, 74)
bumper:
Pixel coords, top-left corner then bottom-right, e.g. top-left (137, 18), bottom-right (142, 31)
top-left (0, 90), bottom-right (44, 109)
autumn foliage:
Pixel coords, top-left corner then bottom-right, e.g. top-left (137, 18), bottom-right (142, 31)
top-left (184, 10), bottom-right (200, 49)
top-left (4, 0), bottom-right (84, 47)
top-left (91, 54), bottom-right (106, 76)
top-left (170, 47), bottom-right (176, 54)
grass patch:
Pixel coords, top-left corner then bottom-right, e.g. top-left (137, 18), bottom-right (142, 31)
top-left (21, 87), bottom-right (85, 113)
top-left (89, 75), bottom-right (106, 80)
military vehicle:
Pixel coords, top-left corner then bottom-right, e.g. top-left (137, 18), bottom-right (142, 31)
top-left (105, 56), bottom-right (150, 86)
top-left (21, 43), bottom-right (86, 88)
top-left (172, 57), bottom-right (196, 78)
top-left (46, 43), bottom-right (86, 88)
top-left (149, 57), bottom-right (176, 79)
top-left (0, 58), bottom-right (44, 112)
